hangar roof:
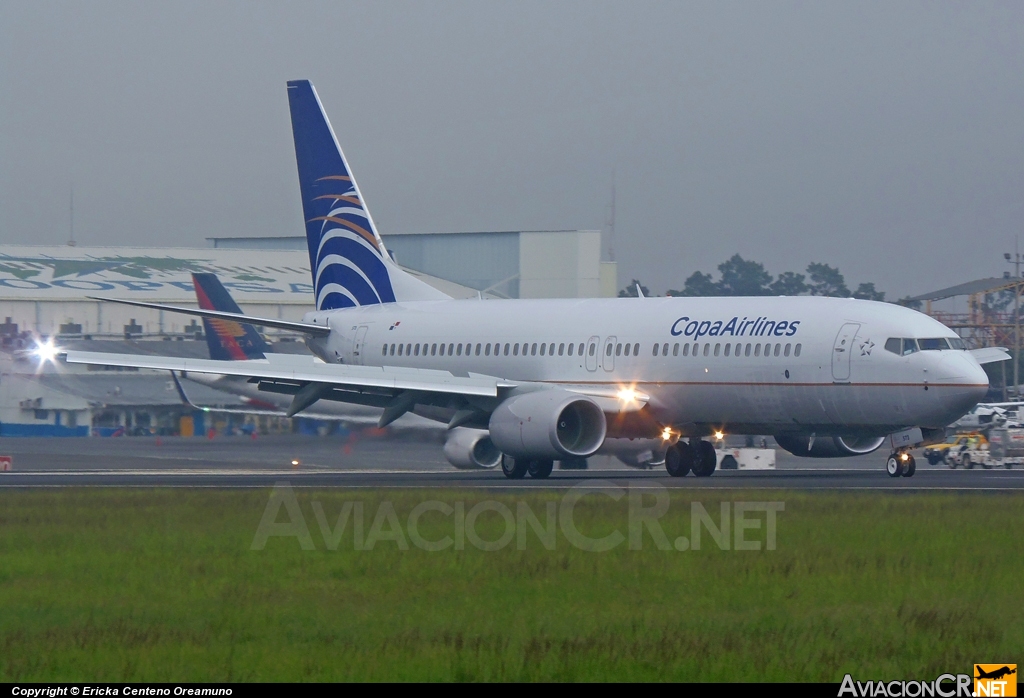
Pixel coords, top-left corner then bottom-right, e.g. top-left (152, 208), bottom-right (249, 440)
top-left (0, 244), bottom-right (483, 303)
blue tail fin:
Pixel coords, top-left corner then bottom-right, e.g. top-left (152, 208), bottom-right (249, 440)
top-left (192, 273), bottom-right (270, 360)
top-left (286, 79), bottom-right (447, 310)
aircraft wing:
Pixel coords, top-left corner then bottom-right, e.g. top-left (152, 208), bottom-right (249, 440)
top-left (971, 347), bottom-right (1012, 365)
top-left (66, 350), bottom-right (508, 396)
top-left (65, 350), bottom-right (649, 425)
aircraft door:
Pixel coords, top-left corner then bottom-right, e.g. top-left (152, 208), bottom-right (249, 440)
top-left (352, 325), bottom-right (370, 365)
top-left (603, 336), bottom-right (617, 372)
top-left (585, 336), bottom-right (599, 372)
top-left (831, 323), bottom-right (860, 382)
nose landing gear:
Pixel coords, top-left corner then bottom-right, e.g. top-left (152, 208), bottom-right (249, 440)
top-left (886, 449), bottom-right (916, 478)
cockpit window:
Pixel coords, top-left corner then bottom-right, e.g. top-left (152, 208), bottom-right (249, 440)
top-left (886, 336), bottom-right (967, 354)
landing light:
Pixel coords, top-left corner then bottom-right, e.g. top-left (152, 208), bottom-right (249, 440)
top-left (900, 453), bottom-right (909, 462)
top-left (617, 387), bottom-right (639, 404)
top-left (33, 339), bottom-right (60, 363)
top-left (661, 427), bottom-right (673, 441)
top-left (291, 459), bottom-right (300, 467)
top-left (713, 430), bottom-right (725, 441)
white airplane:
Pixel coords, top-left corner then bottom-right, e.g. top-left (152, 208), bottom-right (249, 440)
top-left (65, 79), bottom-right (1000, 479)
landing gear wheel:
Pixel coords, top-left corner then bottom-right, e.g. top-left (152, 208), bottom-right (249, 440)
top-left (665, 442), bottom-right (694, 477)
top-left (886, 454), bottom-right (904, 477)
top-left (901, 455), bottom-right (916, 477)
top-left (962, 454), bottom-right (973, 470)
top-left (692, 440), bottom-right (717, 477)
top-left (528, 459), bottom-right (554, 479)
top-left (501, 455), bottom-right (529, 479)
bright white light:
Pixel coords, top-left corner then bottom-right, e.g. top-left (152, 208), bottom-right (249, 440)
top-left (33, 339), bottom-right (60, 363)
top-left (661, 427), bottom-right (673, 441)
top-left (291, 459), bottom-right (300, 467)
top-left (713, 430), bottom-right (725, 441)
top-left (617, 387), bottom-right (638, 404)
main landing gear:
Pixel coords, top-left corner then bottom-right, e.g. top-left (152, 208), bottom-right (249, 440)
top-left (665, 439), bottom-right (717, 477)
top-left (501, 455), bottom-right (554, 479)
top-left (886, 449), bottom-right (916, 478)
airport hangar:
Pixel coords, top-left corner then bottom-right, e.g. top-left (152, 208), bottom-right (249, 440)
top-left (0, 230), bottom-right (617, 436)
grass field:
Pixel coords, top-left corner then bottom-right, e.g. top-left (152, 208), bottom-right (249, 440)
top-left (1, 487), bottom-right (1021, 681)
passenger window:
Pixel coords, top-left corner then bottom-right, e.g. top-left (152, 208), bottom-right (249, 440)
top-left (513, 343), bottom-right (519, 356)
top-left (456, 344), bottom-right (462, 356)
top-left (431, 343), bottom-right (437, 356)
top-left (606, 343), bottom-right (613, 357)
top-left (382, 344), bottom-right (387, 356)
top-left (439, 343), bottom-right (445, 356)
top-left (398, 344), bottom-right (404, 356)
top-left (653, 343), bottom-right (660, 356)
top-left (784, 343), bottom-right (791, 357)
top-left (589, 343), bottom-right (597, 357)
top-left (448, 343), bottom-right (454, 356)
top-left (615, 343), bottom-right (622, 356)
top-left (414, 344), bottom-right (420, 356)
top-left (549, 343), bottom-right (555, 355)
top-left (713, 343), bottom-right (720, 356)
top-left (531, 343), bottom-right (538, 356)
top-left (663, 342), bottom-right (670, 356)
top-left (704, 344), bottom-right (710, 357)
top-left (745, 343), bottom-right (751, 357)
top-left (633, 342), bottom-right (640, 356)
top-left (902, 339), bottom-right (918, 355)
top-left (484, 344), bottom-right (491, 356)
top-left (682, 343), bottom-right (689, 357)
top-left (794, 343), bottom-right (801, 357)
top-left (504, 343), bottom-right (510, 356)
top-left (724, 343), bottom-right (731, 357)
top-left (774, 344), bottom-right (781, 357)
top-left (623, 343), bottom-right (630, 357)
top-left (567, 343), bottom-right (574, 356)
top-left (540, 343), bottom-right (546, 356)
top-left (754, 344), bottom-right (761, 357)
top-left (884, 338), bottom-right (901, 355)
top-left (558, 343), bottom-right (564, 356)
top-left (475, 343), bottom-right (481, 356)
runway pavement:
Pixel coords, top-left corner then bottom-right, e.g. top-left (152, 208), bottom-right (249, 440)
top-left (1, 434), bottom-right (1022, 490)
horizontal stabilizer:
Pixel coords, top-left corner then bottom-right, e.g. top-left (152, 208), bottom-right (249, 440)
top-left (86, 296), bottom-right (331, 337)
top-left (971, 347), bottom-right (1012, 365)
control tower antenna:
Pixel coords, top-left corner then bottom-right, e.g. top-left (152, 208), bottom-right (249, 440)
top-left (606, 169), bottom-right (616, 262)
top-left (68, 184), bottom-right (77, 247)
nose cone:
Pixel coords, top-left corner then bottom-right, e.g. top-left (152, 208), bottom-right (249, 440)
top-left (930, 352), bottom-right (990, 424)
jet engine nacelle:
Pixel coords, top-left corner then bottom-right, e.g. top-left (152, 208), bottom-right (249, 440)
top-left (774, 434), bottom-right (886, 458)
top-left (443, 428), bottom-right (502, 470)
top-left (488, 390), bottom-right (607, 460)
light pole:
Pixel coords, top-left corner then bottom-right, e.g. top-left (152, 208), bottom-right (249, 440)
top-left (1005, 248), bottom-right (1021, 397)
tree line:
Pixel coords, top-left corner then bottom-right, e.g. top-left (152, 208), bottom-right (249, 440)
top-left (619, 254), bottom-right (903, 303)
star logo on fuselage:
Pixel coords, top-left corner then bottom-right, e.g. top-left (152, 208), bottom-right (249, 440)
top-left (860, 340), bottom-right (874, 356)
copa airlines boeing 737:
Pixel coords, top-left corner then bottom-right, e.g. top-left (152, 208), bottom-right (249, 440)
top-left (65, 79), bottom-right (1000, 479)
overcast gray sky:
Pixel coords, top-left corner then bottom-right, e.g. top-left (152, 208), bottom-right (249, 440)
top-left (1, 1), bottom-right (1022, 299)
